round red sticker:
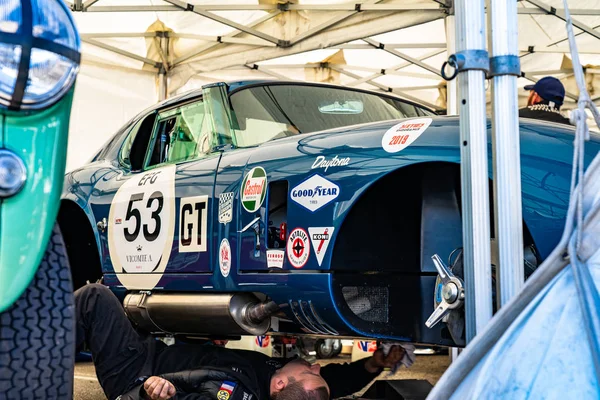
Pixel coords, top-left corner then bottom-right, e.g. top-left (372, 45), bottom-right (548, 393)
top-left (287, 228), bottom-right (310, 268)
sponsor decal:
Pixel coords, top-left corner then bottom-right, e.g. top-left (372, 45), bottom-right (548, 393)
top-left (308, 227), bottom-right (335, 266)
top-left (286, 228), bottom-right (310, 268)
top-left (178, 195), bottom-right (208, 253)
top-left (219, 238), bottom-right (231, 277)
top-left (311, 155), bottom-right (350, 172)
top-left (256, 335), bottom-right (270, 348)
top-left (357, 340), bottom-right (378, 352)
top-left (217, 381), bottom-right (236, 400)
top-left (218, 192), bottom-right (234, 224)
top-left (108, 165), bottom-right (176, 289)
top-left (290, 174), bottom-right (340, 212)
top-left (381, 117), bottom-right (432, 153)
top-left (242, 392), bottom-right (253, 400)
top-left (267, 250), bottom-right (285, 269)
top-left (241, 166), bottom-right (267, 212)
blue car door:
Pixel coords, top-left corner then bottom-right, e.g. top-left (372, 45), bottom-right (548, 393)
top-left (89, 95), bottom-right (221, 291)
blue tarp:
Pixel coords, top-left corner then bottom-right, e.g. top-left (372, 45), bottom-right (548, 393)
top-left (450, 254), bottom-right (600, 399)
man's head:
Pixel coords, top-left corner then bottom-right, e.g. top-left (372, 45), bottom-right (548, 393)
top-left (270, 358), bottom-right (329, 400)
top-left (524, 76), bottom-right (565, 108)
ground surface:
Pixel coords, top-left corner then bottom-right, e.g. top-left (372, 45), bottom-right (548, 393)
top-left (74, 354), bottom-right (450, 399)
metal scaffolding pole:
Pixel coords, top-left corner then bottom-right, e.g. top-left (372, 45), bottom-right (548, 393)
top-left (454, 0), bottom-right (493, 342)
top-left (487, 0), bottom-right (524, 307)
top-left (445, 12), bottom-right (461, 364)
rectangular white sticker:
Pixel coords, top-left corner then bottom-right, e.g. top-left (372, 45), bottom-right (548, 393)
top-left (267, 250), bottom-right (285, 269)
top-left (178, 195), bottom-right (208, 253)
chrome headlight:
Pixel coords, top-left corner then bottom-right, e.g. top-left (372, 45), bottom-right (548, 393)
top-left (0, 0), bottom-right (81, 111)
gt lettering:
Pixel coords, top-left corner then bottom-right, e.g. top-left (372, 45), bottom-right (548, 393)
top-left (178, 195), bottom-right (208, 253)
top-left (181, 202), bottom-right (206, 247)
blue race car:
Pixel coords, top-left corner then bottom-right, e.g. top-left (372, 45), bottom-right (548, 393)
top-left (59, 80), bottom-right (598, 347)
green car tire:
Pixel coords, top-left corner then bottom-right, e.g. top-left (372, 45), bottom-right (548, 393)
top-left (0, 224), bottom-right (75, 399)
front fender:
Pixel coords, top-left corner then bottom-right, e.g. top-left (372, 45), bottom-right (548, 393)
top-left (0, 89), bottom-right (74, 313)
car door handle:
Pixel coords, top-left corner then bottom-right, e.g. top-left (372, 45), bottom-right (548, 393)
top-left (239, 217), bottom-right (260, 233)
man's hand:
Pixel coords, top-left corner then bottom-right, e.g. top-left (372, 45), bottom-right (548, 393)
top-left (364, 345), bottom-right (406, 373)
top-left (143, 376), bottom-right (176, 400)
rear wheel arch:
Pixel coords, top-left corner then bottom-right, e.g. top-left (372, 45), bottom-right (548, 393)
top-left (57, 200), bottom-right (103, 290)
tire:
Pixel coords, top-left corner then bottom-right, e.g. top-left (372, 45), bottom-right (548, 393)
top-left (315, 339), bottom-right (336, 359)
top-left (0, 224), bottom-right (75, 399)
top-left (331, 340), bottom-right (342, 357)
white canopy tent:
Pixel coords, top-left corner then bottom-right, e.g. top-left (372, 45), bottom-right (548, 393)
top-left (65, 0), bottom-right (600, 171)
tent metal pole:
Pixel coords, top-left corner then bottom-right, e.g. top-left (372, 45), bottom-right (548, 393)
top-left (487, 0), bottom-right (524, 307)
top-left (445, 14), bottom-right (457, 115)
top-left (454, 0), bottom-right (493, 342)
top-left (158, 36), bottom-right (168, 101)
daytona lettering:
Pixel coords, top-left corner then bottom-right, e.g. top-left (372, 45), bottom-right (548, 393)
top-left (311, 155), bottom-right (350, 172)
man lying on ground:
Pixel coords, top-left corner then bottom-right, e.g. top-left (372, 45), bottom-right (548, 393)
top-left (75, 283), bottom-right (406, 400)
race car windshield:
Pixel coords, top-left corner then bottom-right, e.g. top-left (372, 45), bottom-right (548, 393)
top-left (229, 84), bottom-right (435, 148)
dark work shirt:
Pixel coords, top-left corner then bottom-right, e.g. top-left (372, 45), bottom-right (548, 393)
top-left (518, 104), bottom-right (572, 125)
top-left (150, 342), bottom-right (382, 399)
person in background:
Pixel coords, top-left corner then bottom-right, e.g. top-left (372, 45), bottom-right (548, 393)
top-left (519, 76), bottom-right (571, 125)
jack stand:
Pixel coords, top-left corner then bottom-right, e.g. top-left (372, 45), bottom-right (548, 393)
top-left (354, 379), bottom-right (434, 400)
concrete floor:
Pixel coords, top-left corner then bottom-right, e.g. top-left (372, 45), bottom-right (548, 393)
top-left (74, 353), bottom-right (450, 399)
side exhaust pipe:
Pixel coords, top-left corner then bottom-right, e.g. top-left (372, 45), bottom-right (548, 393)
top-left (123, 292), bottom-right (278, 336)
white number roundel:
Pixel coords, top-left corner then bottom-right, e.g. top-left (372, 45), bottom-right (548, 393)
top-left (107, 165), bottom-right (176, 289)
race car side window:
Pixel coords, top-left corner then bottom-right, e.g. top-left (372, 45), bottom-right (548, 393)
top-left (145, 99), bottom-right (213, 168)
top-left (119, 111), bottom-right (158, 171)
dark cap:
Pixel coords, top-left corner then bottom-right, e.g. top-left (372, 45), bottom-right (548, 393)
top-left (524, 76), bottom-right (565, 106)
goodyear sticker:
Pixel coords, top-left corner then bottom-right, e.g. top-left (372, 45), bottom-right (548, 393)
top-left (290, 174), bottom-right (339, 212)
top-left (241, 167), bottom-right (267, 212)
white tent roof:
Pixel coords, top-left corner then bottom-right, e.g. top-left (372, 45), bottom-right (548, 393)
top-left (64, 0), bottom-right (600, 170)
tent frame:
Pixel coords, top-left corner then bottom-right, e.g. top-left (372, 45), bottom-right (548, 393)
top-left (68, 1), bottom-right (600, 109)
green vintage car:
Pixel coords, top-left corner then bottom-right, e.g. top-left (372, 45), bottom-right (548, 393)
top-left (0, 1), bottom-right (81, 397)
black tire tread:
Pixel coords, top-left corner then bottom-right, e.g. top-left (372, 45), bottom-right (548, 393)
top-left (0, 225), bottom-right (75, 400)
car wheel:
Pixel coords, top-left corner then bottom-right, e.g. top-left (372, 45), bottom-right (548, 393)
top-left (331, 340), bottom-right (342, 357)
top-left (315, 339), bottom-right (336, 359)
top-left (0, 224), bottom-right (75, 399)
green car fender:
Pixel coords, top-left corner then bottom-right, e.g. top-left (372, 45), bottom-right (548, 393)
top-left (0, 88), bottom-right (74, 313)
